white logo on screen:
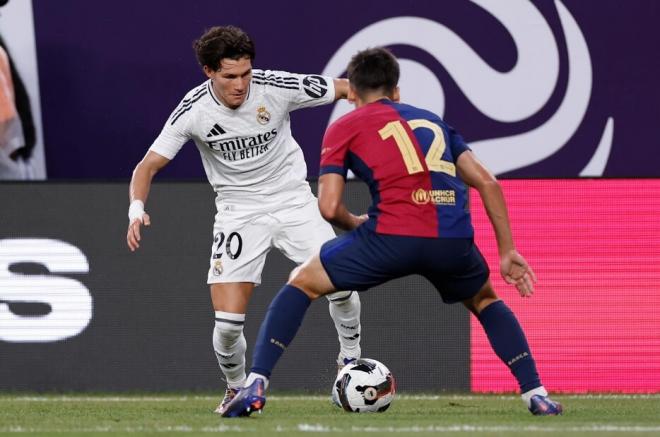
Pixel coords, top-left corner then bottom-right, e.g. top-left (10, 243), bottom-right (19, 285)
top-left (323, 0), bottom-right (613, 176)
top-left (0, 239), bottom-right (92, 343)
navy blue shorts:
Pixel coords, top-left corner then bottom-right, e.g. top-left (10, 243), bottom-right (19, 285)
top-left (320, 226), bottom-right (489, 304)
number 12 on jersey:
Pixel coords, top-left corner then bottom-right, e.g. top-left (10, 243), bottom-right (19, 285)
top-left (378, 119), bottom-right (456, 177)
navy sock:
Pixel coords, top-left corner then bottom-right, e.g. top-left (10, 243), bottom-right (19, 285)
top-left (251, 285), bottom-right (311, 378)
top-left (477, 300), bottom-right (541, 393)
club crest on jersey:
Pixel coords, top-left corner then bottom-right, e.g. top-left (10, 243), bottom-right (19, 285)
top-left (213, 260), bottom-right (223, 276)
top-left (256, 105), bottom-right (271, 125)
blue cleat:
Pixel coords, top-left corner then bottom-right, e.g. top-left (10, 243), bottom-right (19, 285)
top-left (529, 395), bottom-right (563, 416)
top-left (220, 378), bottom-right (266, 418)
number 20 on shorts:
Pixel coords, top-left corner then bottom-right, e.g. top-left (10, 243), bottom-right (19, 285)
top-left (212, 232), bottom-right (243, 260)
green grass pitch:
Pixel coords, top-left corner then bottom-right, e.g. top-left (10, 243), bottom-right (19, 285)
top-left (1, 393), bottom-right (659, 436)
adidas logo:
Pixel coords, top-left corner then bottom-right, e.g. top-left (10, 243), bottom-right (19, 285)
top-left (207, 123), bottom-right (227, 137)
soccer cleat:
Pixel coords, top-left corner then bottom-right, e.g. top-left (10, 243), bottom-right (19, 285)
top-left (337, 356), bottom-right (358, 374)
top-left (528, 395), bottom-right (563, 416)
top-left (214, 387), bottom-right (240, 415)
top-left (220, 378), bottom-right (266, 418)
top-left (332, 357), bottom-right (358, 407)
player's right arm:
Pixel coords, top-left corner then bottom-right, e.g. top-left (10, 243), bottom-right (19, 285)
top-left (127, 88), bottom-right (196, 251)
top-left (456, 150), bottom-right (537, 297)
top-left (318, 117), bottom-right (368, 230)
top-left (318, 173), bottom-right (367, 231)
top-left (127, 151), bottom-right (170, 252)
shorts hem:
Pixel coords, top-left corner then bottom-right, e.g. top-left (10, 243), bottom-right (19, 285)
top-left (441, 274), bottom-right (489, 304)
top-left (318, 254), bottom-right (341, 290)
top-left (207, 277), bottom-right (262, 286)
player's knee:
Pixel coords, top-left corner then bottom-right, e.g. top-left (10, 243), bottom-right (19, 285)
top-left (326, 290), bottom-right (358, 306)
top-left (287, 265), bottom-right (306, 288)
top-left (213, 318), bottom-right (245, 346)
top-left (463, 280), bottom-right (499, 315)
top-left (287, 266), bottom-right (321, 300)
top-left (288, 265), bottom-right (303, 283)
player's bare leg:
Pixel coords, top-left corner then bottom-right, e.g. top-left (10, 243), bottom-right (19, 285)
top-left (222, 255), bottom-right (335, 417)
top-left (288, 254), bottom-right (337, 299)
top-left (463, 280), bottom-right (562, 415)
top-left (210, 282), bottom-right (254, 414)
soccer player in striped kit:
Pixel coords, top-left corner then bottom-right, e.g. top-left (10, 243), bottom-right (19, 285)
top-left (223, 47), bottom-right (562, 417)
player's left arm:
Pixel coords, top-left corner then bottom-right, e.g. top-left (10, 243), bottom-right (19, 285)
top-left (456, 150), bottom-right (537, 296)
top-left (282, 71), bottom-right (342, 111)
top-left (318, 173), bottom-right (367, 231)
top-left (333, 78), bottom-right (349, 101)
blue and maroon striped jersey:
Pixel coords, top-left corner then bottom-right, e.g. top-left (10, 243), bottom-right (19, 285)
top-left (320, 99), bottom-right (473, 238)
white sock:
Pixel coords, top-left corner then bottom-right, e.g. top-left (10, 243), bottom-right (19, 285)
top-left (521, 386), bottom-right (548, 408)
top-left (213, 311), bottom-right (247, 389)
top-left (327, 291), bottom-right (362, 362)
top-left (245, 372), bottom-right (269, 390)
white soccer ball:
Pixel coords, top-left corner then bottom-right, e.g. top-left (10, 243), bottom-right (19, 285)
top-left (333, 358), bottom-right (396, 413)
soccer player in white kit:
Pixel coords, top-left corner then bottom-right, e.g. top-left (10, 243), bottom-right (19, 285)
top-left (126, 26), bottom-right (362, 414)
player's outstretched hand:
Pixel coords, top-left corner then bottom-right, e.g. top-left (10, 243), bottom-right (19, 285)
top-left (500, 249), bottom-right (537, 297)
top-left (127, 213), bottom-right (151, 252)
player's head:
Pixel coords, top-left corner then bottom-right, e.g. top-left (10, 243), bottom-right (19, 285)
top-left (193, 25), bottom-right (255, 70)
top-left (193, 26), bottom-right (255, 109)
top-left (347, 47), bottom-right (400, 105)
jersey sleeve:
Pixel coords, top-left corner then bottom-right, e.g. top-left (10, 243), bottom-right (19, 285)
top-left (148, 96), bottom-right (195, 160)
top-left (319, 120), bottom-right (352, 178)
top-left (253, 70), bottom-right (336, 112)
top-left (447, 124), bottom-right (471, 161)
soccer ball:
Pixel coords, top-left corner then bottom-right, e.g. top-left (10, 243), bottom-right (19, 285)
top-left (333, 358), bottom-right (396, 413)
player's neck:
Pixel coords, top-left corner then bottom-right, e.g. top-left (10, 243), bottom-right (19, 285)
top-left (355, 95), bottom-right (391, 108)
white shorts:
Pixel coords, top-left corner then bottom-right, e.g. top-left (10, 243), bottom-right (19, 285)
top-left (207, 188), bottom-right (336, 285)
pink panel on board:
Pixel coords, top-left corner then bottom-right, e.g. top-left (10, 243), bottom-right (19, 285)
top-left (470, 179), bottom-right (660, 393)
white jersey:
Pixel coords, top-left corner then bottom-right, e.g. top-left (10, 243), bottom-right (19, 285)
top-left (150, 69), bottom-right (335, 205)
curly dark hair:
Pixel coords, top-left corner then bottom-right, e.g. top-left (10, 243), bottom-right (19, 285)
top-left (347, 47), bottom-right (399, 97)
top-left (193, 26), bottom-right (255, 71)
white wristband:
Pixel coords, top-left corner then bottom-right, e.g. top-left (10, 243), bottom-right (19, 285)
top-left (128, 200), bottom-right (145, 223)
